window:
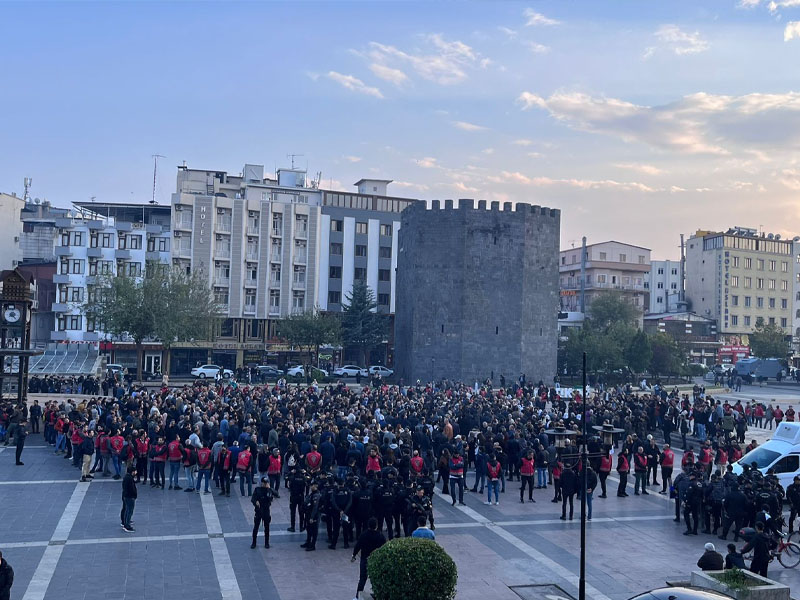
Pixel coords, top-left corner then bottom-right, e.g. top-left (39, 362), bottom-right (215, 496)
top-left (744, 296), bottom-right (751, 307)
top-left (293, 266), bottom-right (306, 285)
top-left (295, 215), bottom-right (308, 236)
top-left (328, 291), bottom-right (341, 304)
top-left (101, 233), bottom-right (113, 248)
top-left (744, 316), bottom-right (751, 326)
top-left (670, 282), bottom-right (677, 289)
top-left (638, 255), bottom-right (645, 264)
top-left (329, 266), bottom-right (342, 278)
top-left (147, 237), bottom-right (155, 252)
top-left (671, 268), bottom-right (678, 275)
top-left (769, 298), bottom-right (776, 309)
top-left (561, 256), bottom-right (566, 265)
top-left (744, 257), bottom-right (752, 269)
top-left (597, 274), bottom-right (607, 283)
top-left (757, 278), bottom-right (764, 289)
top-left (330, 242), bottom-right (343, 255)
top-left (769, 260), bottom-right (776, 271)
top-left (127, 262), bottom-right (142, 277)
top-left (657, 268), bottom-right (664, 275)
top-left (657, 282), bottom-right (664, 289)
top-left (622, 276), bottom-right (630, 285)
top-left (118, 234), bottom-right (126, 249)
top-left (60, 259), bottom-right (84, 274)
top-left (380, 224), bottom-right (392, 236)
top-left (732, 256), bottom-right (739, 267)
top-left (355, 222), bottom-right (368, 234)
top-left (269, 290), bottom-right (280, 312)
top-left (354, 267), bottom-right (367, 281)
top-left (598, 252), bottom-right (607, 260)
top-left (731, 315), bottom-right (738, 326)
top-left (782, 280), bottom-right (789, 291)
top-left (782, 261), bottom-right (789, 273)
top-left (731, 295), bottom-right (739, 306)
top-left (247, 266), bottom-right (258, 283)
top-left (270, 264), bottom-right (281, 283)
top-left (769, 317), bottom-right (776, 325)
top-left (619, 253), bottom-right (626, 263)
top-left (781, 317), bottom-right (788, 328)
top-left (90, 233), bottom-right (99, 248)
top-left (128, 235), bottom-right (142, 250)
top-left (272, 213), bottom-right (283, 235)
top-left (379, 269), bottom-right (391, 281)
top-left (244, 290), bottom-right (256, 311)
top-left (782, 298), bottom-right (788, 309)
top-left (331, 219), bottom-right (343, 232)
top-left (292, 291), bottom-right (305, 311)
top-left (378, 293), bottom-right (390, 305)
top-left (656, 297), bottom-right (663, 304)
top-left (757, 259), bottom-right (765, 270)
top-left (757, 297), bottom-right (764, 308)
top-left (379, 246), bottom-right (392, 259)
top-left (355, 245), bottom-right (367, 257)
top-left (744, 277), bottom-right (752, 288)
top-left (271, 239), bottom-right (282, 258)
top-left (731, 275), bottom-right (739, 287)
top-left (769, 279), bottom-right (776, 290)
top-left (57, 314), bottom-right (82, 331)
top-left (214, 289), bottom-right (229, 306)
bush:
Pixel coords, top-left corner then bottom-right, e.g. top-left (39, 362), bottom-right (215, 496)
top-left (367, 537), bottom-right (457, 600)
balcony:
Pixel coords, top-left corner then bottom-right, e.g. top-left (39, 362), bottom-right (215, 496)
top-left (292, 278), bottom-right (306, 289)
top-left (269, 278), bottom-right (281, 288)
top-left (53, 274), bottom-right (71, 284)
top-left (294, 254), bottom-right (307, 265)
top-left (115, 249), bottom-right (131, 260)
top-left (245, 279), bottom-right (258, 288)
top-left (214, 277), bottom-right (230, 287)
top-left (295, 228), bottom-right (308, 240)
top-left (87, 247), bottom-right (102, 258)
top-left (83, 331), bottom-right (100, 342)
top-left (52, 303), bottom-right (69, 313)
top-left (246, 225), bottom-right (260, 236)
top-left (246, 251), bottom-right (259, 262)
top-left (268, 306), bottom-right (280, 316)
top-left (55, 246), bottom-right (73, 257)
top-left (174, 219), bottom-right (193, 231)
top-left (243, 304), bottom-right (256, 314)
top-left (50, 331), bottom-right (67, 341)
top-left (271, 226), bottom-right (282, 237)
top-left (145, 251), bottom-right (161, 261)
top-left (215, 249), bottom-right (231, 259)
top-left (216, 220), bottom-right (232, 234)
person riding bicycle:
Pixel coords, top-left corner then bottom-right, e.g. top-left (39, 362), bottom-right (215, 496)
top-left (741, 521), bottom-right (771, 577)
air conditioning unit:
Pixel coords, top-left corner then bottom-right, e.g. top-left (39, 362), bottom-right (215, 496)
top-left (173, 231), bottom-right (182, 238)
top-left (175, 205), bottom-right (183, 212)
top-left (13, 236), bottom-right (19, 242)
top-left (216, 234), bottom-right (224, 241)
top-left (217, 208), bottom-right (225, 215)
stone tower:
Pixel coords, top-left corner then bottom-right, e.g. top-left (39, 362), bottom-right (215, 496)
top-left (394, 199), bottom-right (560, 384)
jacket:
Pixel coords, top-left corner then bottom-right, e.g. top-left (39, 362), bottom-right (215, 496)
top-left (697, 550), bottom-right (724, 571)
top-left (122, 473), bottom-right (138, 499)
top-left (0, 558), bottom-right (13, 600)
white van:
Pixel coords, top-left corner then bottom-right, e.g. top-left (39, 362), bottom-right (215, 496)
top-left (732, 422), bottom-right (800, 490)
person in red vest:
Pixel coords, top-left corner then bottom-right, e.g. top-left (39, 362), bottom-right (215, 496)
top-left (714, 446), bottom-right (728, 474)
top-left (682, 447), bottom-right (696, 469)
top-left (195, 444), bottom-right (213, 494)
top-left (659, 444), bottom-right (675, 495)
top-left (365, 448), bottom-right (382, 476)
top-left (110, 432), bottom-right (125, 480)
top-left (151, 436), bottom-right (167, 489)
top-left (598, 451), bottom-right (612, 498)
top-left (134, 431), bottom-right (149, 484)
top-left (410, 450), bottom-right (424, 480)
top-left (485, 453), bottom-right (501, 505)
top-left (267, 448), bottom-right (282, 497)
top-left (449, 450), bottom-right (466, 506)
top-left (306, 445), bottom-right (323, 474)
top-left (167, 437), bottom-right (183, 490)
top-left (786, 406), bottom-right (796, 422)
top-left (90, 427), bottom-right (106, 474)
top-left (519, 449), bottom-right (536, 503)
top-left (616, 449), bottom-right (630, 497)
top-left (698, 442), bottom-right (713, 478)
top-left (774, 405), bottom-right (784, 425)
top-left (237, 446), bottom-right (253, 497)
top-left (633, 446), bottom-right (649, 495)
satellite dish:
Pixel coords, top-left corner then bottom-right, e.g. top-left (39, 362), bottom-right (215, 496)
top-left (34, 198), bottom-right (40, 205)
top-left (793, 236), bottom-right (800, 242)
top-left (775, 234), bottom-right (781, 240)
top-left (768, 233), bottom-right (774, 239)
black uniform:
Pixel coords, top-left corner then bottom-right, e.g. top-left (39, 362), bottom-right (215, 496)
top-left (328, 484), bottom-right (353, 548)
top-left (683, 478), bottom-right (703, 535)
top-left (287, 469), bottom-right (309, 531)
top-left (408, 493), bottom-right (433, 534)
top-left (353, 484), bottom-right (374, 539)
top-left (251, 485), bottom-right (275, 547)
top-left (374, 479), bottom-right (397, 539)
top-left (301, 489), bottom-right (322, 550)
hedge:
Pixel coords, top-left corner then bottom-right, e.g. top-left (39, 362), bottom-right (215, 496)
top-left (367, 537), bottom-right (457, 600)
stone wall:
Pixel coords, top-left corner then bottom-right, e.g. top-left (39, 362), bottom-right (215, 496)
top-left (395, 199), bottom-right (560, 384)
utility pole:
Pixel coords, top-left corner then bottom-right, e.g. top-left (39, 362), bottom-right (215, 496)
top-left (151, 154), bottom-right (166, 205)
top-left (580, 236), bottom-right (587, 314)
top-left (679, 234), bottom-right (686, 303)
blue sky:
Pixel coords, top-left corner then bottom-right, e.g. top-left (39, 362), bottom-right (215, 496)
top-left (2, 0), bottom-right (800, 256)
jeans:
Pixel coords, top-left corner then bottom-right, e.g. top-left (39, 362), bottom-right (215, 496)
top-left (184, 466), bottom-right (196, 490)
top-left (239, 471), bottom-right (252, 497)
top-left (449, 476), bottom-right (464, 504)
top-left (122, 497), bottom-right (136, 528)
top-left (487, 480), bottom-right (499, 503)
top-left (196, 469), bottom-right (211, 492)
top-left (537, 467), bottom-right (547, 487)
top-left (112, 455), bottom-right (122, 477)
top-left (696, 424), bottom-right (706, 441)
top-left (472, 470), bottom-right (485, 492)
top-left (55, 434), bottom-right (66, 453)
top-left (586, 491), bottom-right (593, 519)
top-left (168, 462), bottom-right (181, 487)
top-left (634, 472), bottom-right (647, 494)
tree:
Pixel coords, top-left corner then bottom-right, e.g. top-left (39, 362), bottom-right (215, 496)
top-left (586, 291), bottom-right (639, 333)
top-left (649, 332), bottom-right (683, 376)
top-left (84, 262), bottom-right (217, 381)
top-left (625, 330), bottom-right (652, 375)
top-left (368, 537), bottom-right (457, 600)
top-left (341, 281), bottom-right (388, 365)
top-left (277, 308), bottom-right (340, 368)
top-left (749, 318), bottom-right (789, 359)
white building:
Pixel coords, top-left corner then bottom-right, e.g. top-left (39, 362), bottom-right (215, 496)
top-left (646, 259), bottom-right (682, 314)
top-left (0, 192), bottom-right (25, 271)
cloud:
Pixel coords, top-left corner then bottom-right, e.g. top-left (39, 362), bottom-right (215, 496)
top-left (392, 180), bottom-right (430, 192)
top-left (451, 181), bottom-right (480, 193)
top-left (498, 26), bottom-right (518, 39)
top-left (343, 155), bottom-right (362, 163)
top-left (524, 41), bottom-right (551, 54)
top-left (613, 162), bottom-right (666, 175)
top-left (486, 170), bottom-right (657, 192)
top-left (785, 21), bottom-right (800, 41)
top-left (364, 34), bottom-right (486, 85)
top-left (415, 157), bottom-right (439, 168)
top-left (779, 168), bottom-right (800, 190)
top-left (325, 72), bottom-right (383, 98)
top-left (645, 25), bottom-right (710, 58)
top-left (770, 0), bottom-right (800, 12)
top-left (527, 152), bottom-right (544, 158)
top-left (452, 120), bottom-right (488, 131)
top-left (517, 90), bottom-right (800, 155)
top-left (523, 8), bottom-right (560, 26)
top-left (513, 139), bottom-right (533, 146)
top-left (738, 0), bottom-right (761, 6)
top-left (482, 148), bottom-right (495, 155)
top-left (369, 63), bottom-right (409, 85)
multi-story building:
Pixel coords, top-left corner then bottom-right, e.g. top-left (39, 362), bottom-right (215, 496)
top-left (172, 164), bottom-right (417, 370)
top-left (0, 192), bottom-right (25, 271)
top-left (20, 201), bottom-right (69, 261)
top-left (643, 311), bottom-right (719, 366)
top-left (646, 259), bottom-right (683, 314)
top-left (51, 202), bottom-right (171, 372)
top-left (686, 227), bottom-right (794, 339)
top-left (559, 240), bottom-right (650, 316)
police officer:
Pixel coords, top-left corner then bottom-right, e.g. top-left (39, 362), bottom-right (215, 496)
top-left (683, 472), bottom-right (703, 535)
top-left (287, 466), bottom-right (309, 533)
top-left (15, 420), bottom-right (28, 466)
top-left (786, 475), bottom-right (800, 534)
top-left (328, 478), bottom-right (353, 549)
top-left (719, 482), bottom-right (748, 542)
top-left (353, 476), bottom-right (375, 539)
top-left (374, 474), bottom-right (397, 539)
top-left (300, 481), bottom-right (322, 551)
top-left (408, 485), bottom-right (433, 534)
top-left (251, 477), bottom-right (275, 549)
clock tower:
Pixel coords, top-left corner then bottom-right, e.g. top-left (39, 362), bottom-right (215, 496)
top-left (1, 268), bottom-right (37, 403)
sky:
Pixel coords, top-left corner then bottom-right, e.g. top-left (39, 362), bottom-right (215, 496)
top-left (2, 0), bottom-right (800, 258)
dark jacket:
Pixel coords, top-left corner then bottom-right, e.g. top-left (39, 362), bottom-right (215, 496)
top-left (725, 551), bottom-right (746, 570)
top-left (352, 529), bottom-right (386, 562)
top-left (697, 550), bottom-right (724, 571)
top-left (560, 468), bottom-right (578, 496)
top-left (122, 473), bottom-right (137, 499)
top-left (0, 558), bottom-right (13, 600)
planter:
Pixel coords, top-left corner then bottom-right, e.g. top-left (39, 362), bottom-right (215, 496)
top-left (690, 570), bottom-right (789, 600)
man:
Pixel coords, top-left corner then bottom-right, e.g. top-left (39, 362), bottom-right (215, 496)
top-left (267, 447), bottom-right (282, 496)
top-left (167, 436), bottom-right (183, 490)
top-left (659, 444), bottom-right (675, 495)
top-left (301, 481), bottom-right (322, 551)
top-left (195, 444), bottom-right (213, 494)
top-left (697, 542), bottom-right (724, 571)
top-left (585, 466), bottom-right (598, 521)
top-left (560, 464), bottom-right (577, 521)
top-left (250, 477), bottom-right (275, 549)
top-left (519, 449), bottom-right (536, 503)
top-left (121, 466), bottom-right (137, 532)
top-left (29, 400), bottom-right (41, 434)
top-left (351, 517), bottom-right (386, 600)
top-left (787, 475), bottom-right (800, 534)
top-left (616, 448), bottom-right (630, 498)
top-left (109, 430), bottom-right (124, 480)
top-left (719, 482), bottom-right (748, 542)
top-left (683, 472), bottom-right (703, 536)
top-left (448, 450), bottom-right (466, 506)
top-left (725, 543), bottom-right (746, 569)
top-left (80, 430), bottom-right (95, 482)
top-left (0, 550), bottom-right (13, 600)
top-left (633, 446), bottom-right (649, 495)
top-left (14, 420), bottom-right (27, 466)
top-left (329, 477), bottom-right (354, 549)
top-left (741, 521), bottom-right (771, 578)
top-left (411, 515), bottom-right (435, 540)
top-left (287, 466), bottom-right (309, 532)
top-left (408, 486), bottom-right (434, 534)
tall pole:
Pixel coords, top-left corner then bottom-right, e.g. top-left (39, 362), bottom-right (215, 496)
top-left (579, 351), bottom-right (587, 600)
top-left (580, 237), bottom-right (587, 314)
top-left (151, 154), bottom-right (165, 205)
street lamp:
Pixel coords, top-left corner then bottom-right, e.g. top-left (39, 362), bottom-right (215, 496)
top-left (592, 422), bottom-right (625, 449)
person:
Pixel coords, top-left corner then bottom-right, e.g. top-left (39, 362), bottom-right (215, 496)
top-left (15, 420), bottom-right (27, 465)
top-left (79, 430), bottom-right (95, 482)
top-left (741, 521), bottom-right (771, 578)
top-left (616, 449), bottom-right (629, 498)
top-left (725, 543), bottom-right (746, 569)
top-left (0, 550), bottom-right (13, 600)
top-left (560, 464), bottom-right (577, 521)
top-left (29, 400), bottom-right (41, 434)
top-left (683, 472), bottom-right (703, 536)
top-left (787, 475), bottom-right (800, 534)
top-left (411, 515), bottom-right (435, 540)
top-left (519, 449), bottom-right (536, 503)
top-left (633, 446), bottom-right (649, 495)
top-left (351, 517), bottom-right (386, 600)
top-left (585, 466), bottom-right (598, 521)
top-left (250, 477), bottom-right (275, 549)
top-left (448, 450), bottom-right (465, 506)
top-left (237, 445), bottom-right (253, 497)
top-left (301, 481), bottom-right (322, 551)
top-left (697, 542), bottom-right (724, 571)
top-left (195, 444), bottom-right (213, 494)
top-left (485, 453), bottom-right (501, 506)
top-left (121, 466), bottom-right (137, 532)
top-left (659, 443), bottom-right (674, 495)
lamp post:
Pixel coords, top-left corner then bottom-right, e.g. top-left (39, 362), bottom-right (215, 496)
top-left (592, 422), bottom-right (625, 450)
top-left (580, 351), bottom-right (587, 600)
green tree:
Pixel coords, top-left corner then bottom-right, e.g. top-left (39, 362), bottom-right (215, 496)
top-left (649, 332), bottom-right (683, 376)
top-left (625, 329), bottom-right (652, 374)
top-left (749, 318), bottom-right (789, 359)
top-left (277, 308), bottom-right (340, 368)
top-left (341, 281), bottom-right (388, 366)
top-left (586, 291), bottom-right (639, 332)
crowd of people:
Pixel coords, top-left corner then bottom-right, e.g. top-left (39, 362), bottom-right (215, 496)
top-left (2, 373), bottom-right (797, 593)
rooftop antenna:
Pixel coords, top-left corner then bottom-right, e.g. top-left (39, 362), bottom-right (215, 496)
top-left (287, 153), bottom-right (304, 169)
top-left (151, 154), bottom-right (166, 205)
top-left (23, 177), bottom-right (32, 202)
top-left (90, 196), bottom-right (96, 203)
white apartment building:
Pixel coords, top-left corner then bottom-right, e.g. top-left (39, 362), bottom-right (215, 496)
top-left (51, 203), bottom-right (171, 357)
top-left (647, 259), bottom-right (682, 314)
top-left (0, 192), bottom-right (25, 271)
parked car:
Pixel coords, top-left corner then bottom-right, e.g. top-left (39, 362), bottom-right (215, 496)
top-left (286, 365), bottom-right (328, 378)
top-left (190, 364), bottom-right (234, 379)
top-left (106, 363), bottom-right (124, 374)
top-left (629, 587), bottom-right (733, 600)
top-left (333, 365), bottom-right (364, 377)
top-left (256, 366), bottom-right (283, 379)
top-left (733, 421), bottom-right (800, 490)
top-left (366, 365), bottom-right (393, 378)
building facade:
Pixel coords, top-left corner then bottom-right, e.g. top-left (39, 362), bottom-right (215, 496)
top-left (685, 227), bottom-right (794, 339)
top-left (0, 193), bottom-right (25, 271)
top-left (559, 240), bottom-right (650, 317)
top-left (395, 200), bottom-right (560, 384)
top-left (647, 259), bottom-right (683, 314)
top-left (642, 311), bottom-right (719, 366)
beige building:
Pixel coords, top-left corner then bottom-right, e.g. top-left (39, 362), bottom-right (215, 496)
top-left (0, 192), bottom-right (24, 270)
top-left (559, 240), bottom-right (650, 315)
top-left (685, 227), bottom-right (793, 337)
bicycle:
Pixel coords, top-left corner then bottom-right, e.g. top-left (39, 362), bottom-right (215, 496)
top-left (742, 532), bottom-right (800, 568)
